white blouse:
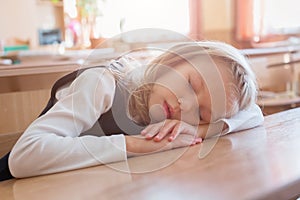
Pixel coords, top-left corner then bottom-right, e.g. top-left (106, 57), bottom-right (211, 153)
top-left (9, 68), bottom-right (264, 178)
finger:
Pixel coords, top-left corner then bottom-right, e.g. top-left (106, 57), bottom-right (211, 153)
top-left (144, 123), bottom-right (164, 139)
top-left (168, 123), bottom-right (182, 142)
top-left (141, 124), bottom-right (155, 136)
top-left (141, 122), bottom-right (164, 136)
top-left (154, 120), bottom-right (178, 142)
top-left (191, 137), bottom-right (203, 145)
top-left (140, 123), bottom-right (160, 137)
top-left (168, 122), bottom-right (198, 141)
top-left (171, 134), bottom-right (195, 149)
top-left (195, 137), bottom-right (203, 143)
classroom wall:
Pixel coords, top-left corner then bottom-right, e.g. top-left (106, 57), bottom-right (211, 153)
top-left (0, 0), bottom-right (64, 48)
top-left (202, 0), bottom-right (233, 32)
top-left (0, 0), bottom-right (38, 46)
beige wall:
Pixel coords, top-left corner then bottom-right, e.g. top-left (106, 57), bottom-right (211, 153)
top-left (202, 0), bottom-right (234, 32)
top-left (0, 0), bottom-right (63, 48)
top-left (0, 0), bottom-right (38, 46)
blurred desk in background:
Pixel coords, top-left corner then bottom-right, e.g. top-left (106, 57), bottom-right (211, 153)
top-left (0, 48), bottom-right (117, 93)
top-left (0, 49), bottom-right (115, 134)
top-left (0, 57), bottom-right (81, 134)
top-left (241, 46), bottom-right (300, 116)
top-left (0, 60), bottom-right (80, 93)
top-left (257, 92), bottom-right (300, 115)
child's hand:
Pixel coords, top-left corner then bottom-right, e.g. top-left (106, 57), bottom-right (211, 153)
top-left (141, 119), bottom-right (201, 143)
top-left (169, 133), bottom-right (202, 148)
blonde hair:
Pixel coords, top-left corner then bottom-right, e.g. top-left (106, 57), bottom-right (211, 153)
top-left (195, 41), bottom-right (258, 109)
top-left (110, 41), bottom-right (258, 125)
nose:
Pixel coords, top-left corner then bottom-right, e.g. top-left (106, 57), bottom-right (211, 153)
top-left (178, 97), bottom-right (197, 112)
top-left (178, 97), bottom-right (200, 125)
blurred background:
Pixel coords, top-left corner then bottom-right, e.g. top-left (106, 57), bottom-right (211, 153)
top-left (1, 0), bottom-right (300, 51)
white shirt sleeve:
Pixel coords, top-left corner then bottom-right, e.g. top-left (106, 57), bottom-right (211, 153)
top-left (9, 68), bottom-right (127, 178)
top-left (219, 103), bottom-right (264, 135)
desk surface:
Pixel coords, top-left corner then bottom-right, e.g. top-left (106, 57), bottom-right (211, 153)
top-left (1, 108), bottom-right (300, 200)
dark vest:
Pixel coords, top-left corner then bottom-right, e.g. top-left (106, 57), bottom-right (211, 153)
top-left (0, 66), bottom-right (144, 181)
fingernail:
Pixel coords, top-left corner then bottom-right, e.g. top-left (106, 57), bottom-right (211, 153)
top-left (195, 138), bottom-right (202, 143)
top-left (141, 130), bottom-right (146, 135)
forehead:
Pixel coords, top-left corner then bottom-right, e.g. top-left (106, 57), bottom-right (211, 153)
top-left (173, 55), bottom-right (231, 82)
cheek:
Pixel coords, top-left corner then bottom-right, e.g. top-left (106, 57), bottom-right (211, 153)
top-left (148, 86), bottom-right (163, 105)
top-left (148, 104), bottom-right (166, 123)
top-left (148, 91), bottom-right (166, 123)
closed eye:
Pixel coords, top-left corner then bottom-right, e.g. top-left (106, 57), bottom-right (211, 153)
top-left (188, 78), bottom-right (206, 122)
top-left (189, 73), bottom-right (213, 123)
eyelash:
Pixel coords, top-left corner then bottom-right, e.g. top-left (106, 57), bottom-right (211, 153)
top-left (188, 77), bottom-right (203, 121)
top-left (188, 77), bottom-right (195, 90)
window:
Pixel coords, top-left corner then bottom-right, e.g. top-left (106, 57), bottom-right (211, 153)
top-left (235, 0), bottom-right (300, 44)
top-left (261, 0), bottom-right (300, 36)
top-left (64, 0), bottom-right (201, 47)
top-left (97, 0), bottom-right (190, 41)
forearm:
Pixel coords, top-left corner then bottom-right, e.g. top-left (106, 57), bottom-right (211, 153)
top-left (125, 135), bottom-right (170, 156)
top-left (9, 133), bottom-right (127, 178)
top-left (197, 121), bottom-right (227, 139)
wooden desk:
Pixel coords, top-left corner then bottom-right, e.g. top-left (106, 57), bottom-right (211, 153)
top-left (0, 48), bottom-right (117, 92)
top-left (1, 108), bottom-right (300, 200)
top-left (0, 52), bottom-right (112, 134)
top-left (0, 59), bottom-right (81, 134)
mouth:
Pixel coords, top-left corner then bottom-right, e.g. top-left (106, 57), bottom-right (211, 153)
top-left (163, 101), bottom-right (171, 119)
